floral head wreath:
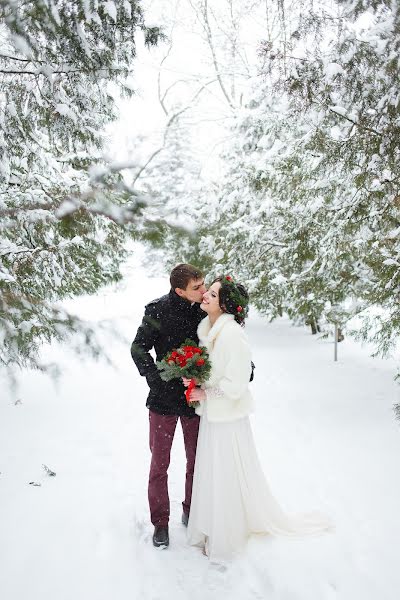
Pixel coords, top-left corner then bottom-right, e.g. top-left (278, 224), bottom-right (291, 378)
top-left (222, 275), bottom-right (249, 318)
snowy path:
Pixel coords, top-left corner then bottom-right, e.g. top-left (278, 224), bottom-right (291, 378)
top-left (1, 272), bottom-right (400, 600)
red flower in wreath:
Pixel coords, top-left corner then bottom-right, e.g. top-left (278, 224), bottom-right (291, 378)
top-left (196, 358), bottom-right (205, 366)
top-left (237, 305), bottom-right (243, 313)
top-left (225, 275), bottom-right (232, 281)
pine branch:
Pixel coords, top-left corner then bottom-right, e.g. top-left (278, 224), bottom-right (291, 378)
top-left (0, 191), bottom-right (146, 225)
top-left (0, 54), bottom-right (38, 62)
top-left (328, 106), bottom-right (382, 138)
top-left (1, 241), bottom-right (78, 258)
top-left (0, 66), bottom-right (129, 76)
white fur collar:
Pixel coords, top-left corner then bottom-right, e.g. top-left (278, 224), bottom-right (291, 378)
top-left (198, 313), bottom-right (234, 347)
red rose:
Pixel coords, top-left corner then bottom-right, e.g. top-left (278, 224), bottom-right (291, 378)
top-left (192, 347), bottom-right (202, 354)
top-left (185, 351), bottom-right (194, 358)
top-left (225, 275), bottom-right (232, 281)
top-left (237, 305), bottom-right (243, 312)
top-left (196, 358), bottom-right (205, 366)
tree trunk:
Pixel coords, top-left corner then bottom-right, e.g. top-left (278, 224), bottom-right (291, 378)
top-left (307, 316), bottom-right (320, 335)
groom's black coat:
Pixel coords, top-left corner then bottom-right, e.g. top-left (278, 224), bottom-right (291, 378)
top-left (131, 289), bottom-right (205, 417)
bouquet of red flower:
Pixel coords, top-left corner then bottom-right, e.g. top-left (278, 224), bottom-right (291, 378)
top-left (156, 339), bottom-right (211, 407)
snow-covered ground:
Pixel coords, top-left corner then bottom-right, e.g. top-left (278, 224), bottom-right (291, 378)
top-left (1, 261), bottom-right (400, 600)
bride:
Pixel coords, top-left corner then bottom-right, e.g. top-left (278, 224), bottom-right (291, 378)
top-left (185, 275), bottom-right (332, 561)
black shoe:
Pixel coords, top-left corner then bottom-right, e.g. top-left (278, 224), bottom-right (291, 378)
top-left (181, 512), bottom-right (189, 527)
top-left (152, 526), bottom-right (169, 548)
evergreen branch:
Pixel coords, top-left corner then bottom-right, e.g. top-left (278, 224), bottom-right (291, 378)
top-left (328, 106), bottom-right (382, 138)
top-left (0, 203), bottom-right (56, 218)
top-left (1, 242), bottom-right (77, 258)
top-left (0, 197), bottom-right (145, 225)
top-left (239, 237), bottom-right (287, 262)
top-left (0, 54), bottom-right (38, 62)
top-left (0, 66), bottom-right (130, 76)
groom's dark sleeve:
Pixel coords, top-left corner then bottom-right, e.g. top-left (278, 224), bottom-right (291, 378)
top-left (130, 304), bottom-right (164, 394)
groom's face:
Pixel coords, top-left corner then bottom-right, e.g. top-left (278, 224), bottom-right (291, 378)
top-left (176, 278), bottom-right (206, 303)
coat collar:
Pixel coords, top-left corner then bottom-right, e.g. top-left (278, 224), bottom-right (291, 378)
top-left (168, 289), bottom-right (199, 313)
top-left (198, 313), bottom-right (234, 347)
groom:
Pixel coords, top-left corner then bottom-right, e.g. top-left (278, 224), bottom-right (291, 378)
top-left (131, 264), bottom-right (206, 548)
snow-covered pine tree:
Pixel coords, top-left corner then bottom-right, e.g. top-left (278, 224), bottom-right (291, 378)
top-left (0, 0), bottom-right (161, 373)
top-left (195, 0), bottom-right (399, 354)
top-left (260, 0), bottom-right (400, 352)
top-left (135, 112), bottom-right (206, 255)
top-left (209, 84), bottom-right (362, 335)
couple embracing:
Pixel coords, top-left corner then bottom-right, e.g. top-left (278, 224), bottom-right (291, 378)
top-left (131, 264), bottom-right (331, 562)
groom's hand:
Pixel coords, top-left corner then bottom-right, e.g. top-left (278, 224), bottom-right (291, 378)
top-left (147, 371), bottom-right (176, 393)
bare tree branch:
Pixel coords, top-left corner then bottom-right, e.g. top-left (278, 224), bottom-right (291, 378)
top-left (132, 77), bottom-right (218, 185)
top-left (158, 43), bottom-right (174, 116)
top-left (189, 0), bottom-right (235, 110)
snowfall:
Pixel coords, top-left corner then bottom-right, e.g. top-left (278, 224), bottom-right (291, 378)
top-left (1, 257), bottom-right (400, 600)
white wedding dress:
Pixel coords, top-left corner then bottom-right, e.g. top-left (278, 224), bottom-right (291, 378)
top-left (187, 314), bottom-right (332, 562)
top-left (187, 412), bottom-right (332, 562)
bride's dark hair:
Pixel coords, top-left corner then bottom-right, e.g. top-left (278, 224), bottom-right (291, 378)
top-left (211, 276), bottom-right (249, 326)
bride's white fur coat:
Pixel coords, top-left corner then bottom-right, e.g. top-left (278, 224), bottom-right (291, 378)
top-left (195, 313), bottom-right (254, 422)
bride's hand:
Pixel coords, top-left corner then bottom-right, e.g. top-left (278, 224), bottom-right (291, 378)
top-left (182, 377), bottom-right (197, 387)
top-left (189, 388), bottom-right (206, 403)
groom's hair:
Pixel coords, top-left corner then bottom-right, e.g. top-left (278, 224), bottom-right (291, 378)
top-left (170, 263), bottom-right (203, 290)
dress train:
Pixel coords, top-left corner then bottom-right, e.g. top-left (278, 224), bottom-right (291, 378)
top-left (187, 413), bottom-right (332, 561)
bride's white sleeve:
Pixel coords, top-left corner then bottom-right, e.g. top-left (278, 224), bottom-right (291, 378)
top-left (205, 327), bottom-right (252, 403)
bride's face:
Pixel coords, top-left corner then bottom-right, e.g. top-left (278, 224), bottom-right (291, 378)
top-left (200, 281), bottom-right (223, 317)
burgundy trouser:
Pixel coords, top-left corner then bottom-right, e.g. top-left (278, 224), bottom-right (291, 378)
top-left (148, 410), bottom-right (200, 527)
